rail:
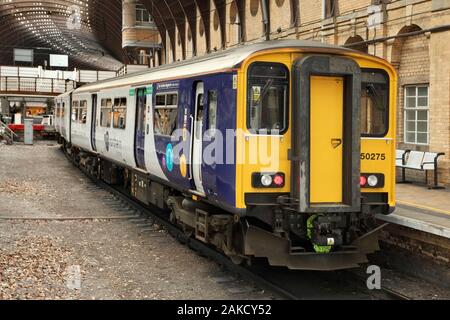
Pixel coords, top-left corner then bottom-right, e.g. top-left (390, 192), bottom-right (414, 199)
top-left (0, 119), bottom-right (18, 144)
top-left (0, 76), bottom-right (76, 95)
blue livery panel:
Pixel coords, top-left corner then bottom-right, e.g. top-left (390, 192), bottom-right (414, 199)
top-left (152, 73), bottom-right (237, 208)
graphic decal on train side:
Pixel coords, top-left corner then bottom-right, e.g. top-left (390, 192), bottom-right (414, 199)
top-left (182, 107), bottom-right (189, 142)
top-left (104, 130), bottom-right (123, 152)
top-left (166, 143), bottom-right (174, 172)
top-left (105, 131), bottom-right (110, 152)
top-left (179, 154), bottom-right (188, 178)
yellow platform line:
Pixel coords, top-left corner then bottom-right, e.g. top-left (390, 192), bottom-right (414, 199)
top-left (397, 200), bottom-right (450, 217)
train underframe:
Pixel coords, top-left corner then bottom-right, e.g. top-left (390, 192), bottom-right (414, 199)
top-left (64, 142), bottom-right (389, 271)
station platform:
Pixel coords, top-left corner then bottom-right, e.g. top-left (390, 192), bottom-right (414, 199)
top-left (6, 124), bottom-right (57, 140)
top-left (377, 184), bottom-right (450, 239)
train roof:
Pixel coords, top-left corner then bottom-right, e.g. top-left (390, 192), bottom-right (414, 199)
top-left (73, 40), bottom-right (368, 93)
top-left (56, 90), bottom-right (74, 98)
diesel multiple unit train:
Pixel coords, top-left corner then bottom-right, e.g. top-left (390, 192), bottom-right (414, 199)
top-left (55, 40), bottom-right (397, 271)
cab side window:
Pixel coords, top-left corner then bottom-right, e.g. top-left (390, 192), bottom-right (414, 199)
top-left (361, 70), bottom-right (389, 137)
top-left (247, 63), bottom-right (289, 135)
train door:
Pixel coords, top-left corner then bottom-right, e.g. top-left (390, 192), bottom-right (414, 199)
top-left (63, 102), bottom-right (67, 139)
top-left (191, 82), bottom-right (205, 195)
top-left (134, 88), bottom-right (147, 170)
top-left (68, 93), bottom-right (72, 143)
top-left (291, 56), bottom-right (361, 213)
top-left (91, 94), bottom-right (98, 152)
top-left (310, 76), bottom-right (344, 203)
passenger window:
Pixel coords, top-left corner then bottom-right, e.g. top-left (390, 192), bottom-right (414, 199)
top-left (361, 71), bottom-right (389, 136)
top-left (196, 94), bottom-right (204, 140)
top-left (113, 97), bottom-right (127, 129)
top-left (154, 93), bottom-right (178, 136)
top-left (72, 101), bottom-right (79, 123)
top-left (166, 94), bottom-right (178, 106)
top-left (156, 95), bottom-right (166, 106)
top-left (100, 98), bottom-right (112, 127)
top-left (208, 90), bottom-right (218, 132)
top-left (247, 63), bottom-right (289, 134)
top-left (56, 103), bottom-right (60, 118)
top-left (80, 100), bottom-right (88, 124)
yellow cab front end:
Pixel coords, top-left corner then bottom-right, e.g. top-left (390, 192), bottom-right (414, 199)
top-left (234, 46), bottom-right (397, 270)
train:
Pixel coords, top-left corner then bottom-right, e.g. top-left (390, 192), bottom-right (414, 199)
top-left (55, 40), bottom-right (397, 271)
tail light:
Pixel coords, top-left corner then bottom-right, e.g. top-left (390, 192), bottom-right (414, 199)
top-left (360, 176), bottom-right (367, 187)
top-left (273, 174), bottom-right (285, 187)
top-left (360, 174), bottom-right (385, 189)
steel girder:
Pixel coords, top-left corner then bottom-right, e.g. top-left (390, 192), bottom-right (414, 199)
top-left (0, 0), bottom-right (248, 69)
top-left (0, 0), bottom-right (126, 70)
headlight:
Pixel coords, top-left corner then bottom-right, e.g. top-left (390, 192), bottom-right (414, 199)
top-left (261, 174), bottom-right (273, 187)
top-left (367, 175), bottom-right (379, 187)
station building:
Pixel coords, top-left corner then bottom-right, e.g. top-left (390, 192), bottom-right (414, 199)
top-left (143, 0), bottom-right (450, 186)
top-left (0, 0), bottom-right (449, 186)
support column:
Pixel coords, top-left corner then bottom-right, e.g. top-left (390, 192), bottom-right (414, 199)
top-left (429, 28), bottom-right (450, 186)
top-left (122, 0), bottom-right (137, 49)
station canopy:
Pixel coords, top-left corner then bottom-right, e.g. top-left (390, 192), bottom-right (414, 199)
top-left (0, 0), bottom-right (125, 70)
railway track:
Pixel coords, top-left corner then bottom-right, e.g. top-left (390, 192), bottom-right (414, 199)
top-left (65, 150), bottom-right (410, 301)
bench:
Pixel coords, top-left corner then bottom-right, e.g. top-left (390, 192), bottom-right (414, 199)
top-left (397, 150), bottom-right (446, 189)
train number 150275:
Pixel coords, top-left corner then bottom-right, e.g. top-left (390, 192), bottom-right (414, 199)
top-left (361, 153), bottom-right (386, 161)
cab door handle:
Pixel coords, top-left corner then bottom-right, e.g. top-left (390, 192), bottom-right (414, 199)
top-left (331, 139), bottom-right (342, 149)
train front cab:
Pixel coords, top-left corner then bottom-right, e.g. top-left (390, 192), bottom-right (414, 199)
top-left (236, 49), bottom-right (397, 270)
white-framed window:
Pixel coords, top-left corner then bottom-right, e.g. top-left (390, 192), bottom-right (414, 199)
top-left (79, 100), bottom-right (88, 124)
top-left (404, 85), bottom-right (429, 145)
top-left (323, 0), bottom-right (337, 19)
top-left (136, 2), bottom-right (153, 25)
top-left (71, 101), bottom-right (79, 123)
top-left (100, 98), bottom-right (112, 128)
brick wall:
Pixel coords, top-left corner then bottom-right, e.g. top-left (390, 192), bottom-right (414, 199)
top-left (397, 33), bottom-right (430, 149)
top-left (429, 28), bottom-right (450, 185)
top-left (299, 0), bottom-right (322, 25)
top-left (338, 0), bottom-right (373, 15)
top-left (156, 0), bottom-right (450, 185)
